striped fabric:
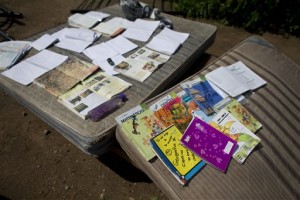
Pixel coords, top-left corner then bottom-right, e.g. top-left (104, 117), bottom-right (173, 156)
top-left (116, 35), bottom-right (300, 199)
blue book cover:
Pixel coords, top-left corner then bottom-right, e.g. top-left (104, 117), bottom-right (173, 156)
top-left (184, 80), bottom-right (223, 115)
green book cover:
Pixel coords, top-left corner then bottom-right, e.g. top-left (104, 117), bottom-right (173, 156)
top-left (115, 104), bottom-right (166, 161)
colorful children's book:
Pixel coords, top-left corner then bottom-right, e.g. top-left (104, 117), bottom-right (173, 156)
top-left (150, 125), bottom-right (206, 185)
top-left (115, 104), bottom-right (166, 161)
top-left (181, 116), bottom-right (237, 172)
top-left (153, 96), bottom-right (193, 134)
top-left (213, 97), bottom-right (262, 133)
top-left (210, 109), bottom-right (261, 163)
top-left (183, 79), bottom-right (223, 116)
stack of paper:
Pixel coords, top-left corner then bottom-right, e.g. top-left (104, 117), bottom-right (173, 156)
top-left (52, 28), bottom-right (100, 53)
top-left (122, 19), bottom-right (160, 42)
top-left (1, 50), bottom-right (68, 85)
top-left (0, 40), bottom-right (31, 70)
top-left (146, 28), bottom-right (189, 55)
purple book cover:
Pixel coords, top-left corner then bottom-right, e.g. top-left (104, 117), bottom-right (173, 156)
top-left (181, 117), bottom-right (237, 172)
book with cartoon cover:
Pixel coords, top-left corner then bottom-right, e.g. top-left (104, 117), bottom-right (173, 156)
top-left (150, 125), bottom-right (206, 185)
top-left (153, 96), bottom-right (194, 134)
top-left (115, 104), bottom-right (166, 161)
top-left (210, 109), bottom-right (261, 164)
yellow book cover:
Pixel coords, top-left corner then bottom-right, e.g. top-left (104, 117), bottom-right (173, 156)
top-left (150, 125), bottom-right (206, 185)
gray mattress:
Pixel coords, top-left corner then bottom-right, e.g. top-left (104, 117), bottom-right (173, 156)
top-left (0, 4), bottom-right (217, 155)
top-left (116, 35), bottom-right (300, 199)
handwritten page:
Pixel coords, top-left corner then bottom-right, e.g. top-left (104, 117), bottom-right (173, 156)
top-left (30, 34), bottom-right (58, 51)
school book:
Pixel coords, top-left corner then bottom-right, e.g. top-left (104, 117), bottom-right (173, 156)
top-left (153, 96), bottom-right (194, 134)
top-left (213, 97), bottom-right (262, 133)
top-left (114, 47), bottom-right (170, 82)
top-left (58, 84), bottom-right (108, 119)
top-left (34, 58), bottom-right (98, 97)
top-left (210, 109), bottom-right (261, 164)
top-left (183, 79), bottom-right (223, 116)
top-left (82, 71), bottom-right (132, 99)
top-left (181, 116), bottom-right (237, 172)
top-left (115, 104), bottom-right (166, 161)
top-left (205, 61), bottom-right (267, 97)
top-left (150, 125), bottom-right (206, 185)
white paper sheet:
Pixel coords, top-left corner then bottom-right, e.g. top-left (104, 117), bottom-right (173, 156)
top-left (83, 42), bottom-right (118, 61)
top-left (105, 35), bottom-right (138, 55)
top-left (30, 34), bottom-right (58, 51)
top-left (122, 19), bottom-right (160, 42)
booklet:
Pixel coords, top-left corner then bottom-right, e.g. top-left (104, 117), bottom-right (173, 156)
top-left (210, 109), bottom-right (261, 164)
top-left (205, 61), bottom-right (267, 97)
top-left (1, 50), bottom-right (68, 85)
top-left (59, 71), bottom-right (132, 119)
top-left (181, 116), bottom-right (237, 172)
top-left (115, 104), bottom-right (166, 161)
top-left (0, 40), bottom-right (31, 70)
top-left (82, 71), bottom-right (132, 99)
top-left (150, 125), bottom-right (206, 185)
top-left (33, 58), bottom-right (98, 96)
top-left (114, 47), bottom-right (170, 82)
top-left (58, 84), bottom-right (108, 119)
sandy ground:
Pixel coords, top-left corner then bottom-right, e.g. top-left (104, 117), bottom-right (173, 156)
top-left (0, 0), bottom-right (299, 200)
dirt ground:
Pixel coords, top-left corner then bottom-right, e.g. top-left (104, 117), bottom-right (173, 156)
top-left (0, 0), bottom-right (299, 200)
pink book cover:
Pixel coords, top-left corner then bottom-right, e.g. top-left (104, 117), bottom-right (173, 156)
top-left (181, 116), bottom-right (237, 172)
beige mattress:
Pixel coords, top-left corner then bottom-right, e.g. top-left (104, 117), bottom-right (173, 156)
top-left (116, 35), bottom-right (300, 199)
top-left (0, 5), bottom-right (217, 155)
